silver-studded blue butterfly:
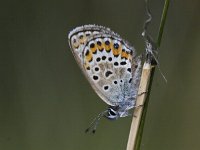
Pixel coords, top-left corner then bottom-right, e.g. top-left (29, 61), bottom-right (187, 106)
top-left (68, 25), bottom-right (142, 133)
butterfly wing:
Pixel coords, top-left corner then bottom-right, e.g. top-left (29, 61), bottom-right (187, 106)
top-left (68, 25), bottom-right (140, 106)
top-left (68, 25), bottom-right (119, 66)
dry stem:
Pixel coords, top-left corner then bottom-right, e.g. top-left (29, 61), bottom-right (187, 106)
top-left (126, 62), bottom-right (155, 150)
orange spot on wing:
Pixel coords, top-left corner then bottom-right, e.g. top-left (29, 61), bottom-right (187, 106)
top-left (105, 43), bottom-right (111, 52)
top-left (128, 53), bottom-right (132, 60)
top-left (112, 43), bottom-right (122, 56)
top-left (85, 51), bottom-right (93, 62)
top-left (84, 62), bottom-right (90, 70)
top-left (79, 34), bottom-right (87, 44)
top-left (73, 44), bottom-right (79, 49)
top-left (90, 44), bottom-right (97, 54)
top-left (121, 50), bottom-right (129, 59)
top-left (98, 43), bottom-right (105, 52)
top-left (72, 39), bottom-right (79, 49)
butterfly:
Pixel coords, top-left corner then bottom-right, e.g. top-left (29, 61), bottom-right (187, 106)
top-left (68, 25), bottom-right (142, 133)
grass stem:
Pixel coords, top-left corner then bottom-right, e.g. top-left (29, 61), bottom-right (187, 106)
top-left (126, 0), bottom-right (170, 150)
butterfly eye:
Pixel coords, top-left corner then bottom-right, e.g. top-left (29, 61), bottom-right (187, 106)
top-left (109, 109), bottom-right (116, 115)
top-left (105, 108), bottom-right (118, 120)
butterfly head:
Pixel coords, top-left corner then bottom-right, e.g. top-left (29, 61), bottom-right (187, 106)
top-left (104, 106), bottom-right (119, 120)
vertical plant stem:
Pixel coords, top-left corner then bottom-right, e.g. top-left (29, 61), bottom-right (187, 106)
top-left (126, 0), bottom-right (170, 150)
top-left (126, 63), bottom-right (154, 150)
top-left (157, 0), bottom-right (170, 47)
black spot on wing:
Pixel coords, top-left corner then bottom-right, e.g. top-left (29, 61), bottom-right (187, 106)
top-left (105, 71), bottom-right (113, 78)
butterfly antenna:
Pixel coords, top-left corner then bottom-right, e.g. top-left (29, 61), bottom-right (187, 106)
top-left (142, 0), bottom-right (167, 83)
top-left (85, 110), bottom-right (107, 134)
top-left (144, 36), bottom-right (168, 83)
top-left (142, 0), bottom-right (152, 40)
top-left (157, 64), bottom-right (168, 83)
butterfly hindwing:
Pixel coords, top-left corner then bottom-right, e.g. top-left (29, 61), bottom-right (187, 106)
top-left (68, 25), bottom-right (140, 107)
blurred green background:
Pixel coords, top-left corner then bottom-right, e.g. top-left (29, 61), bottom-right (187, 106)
top-left (0, 0), bottom-right (200, 150)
